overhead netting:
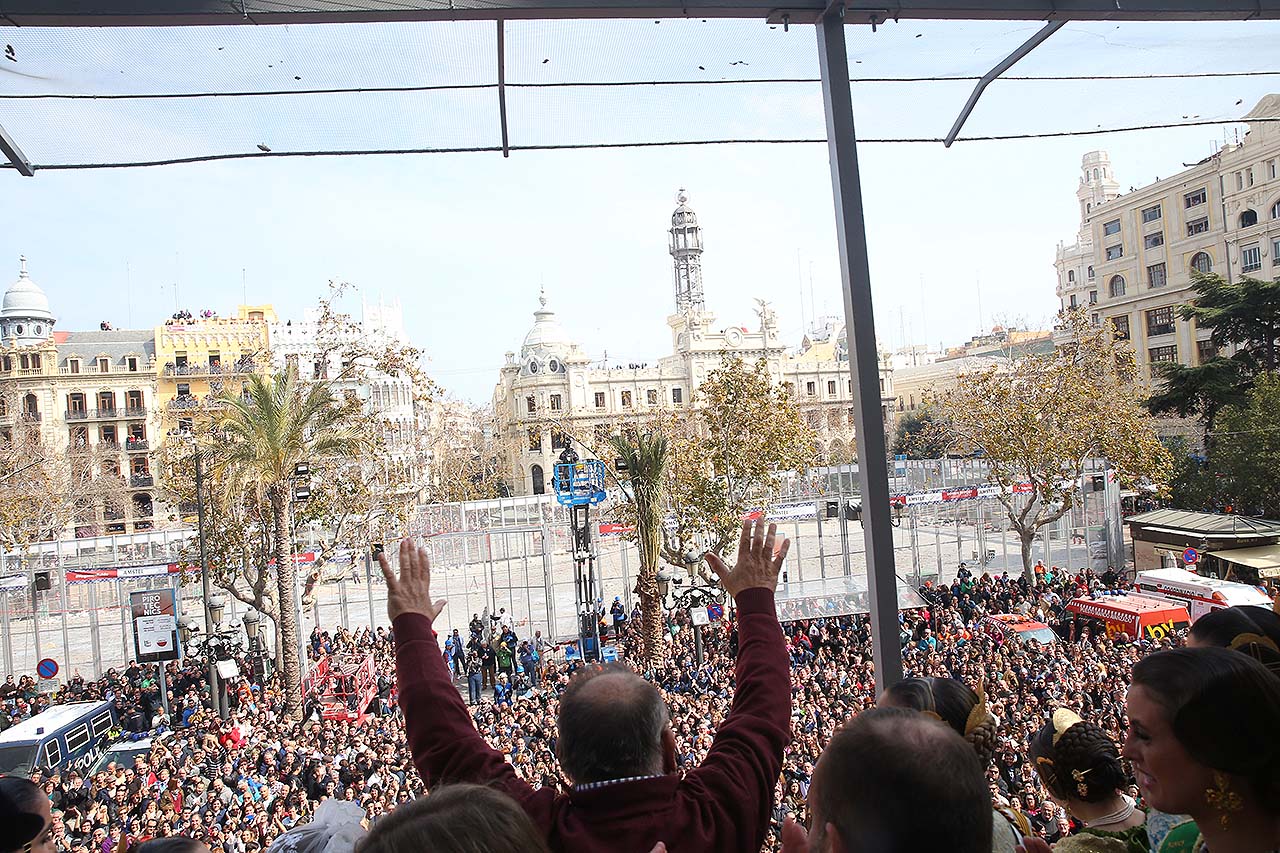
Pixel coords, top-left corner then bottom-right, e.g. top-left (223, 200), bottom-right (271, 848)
top-left (0, 17), bottom-right (1278, 170)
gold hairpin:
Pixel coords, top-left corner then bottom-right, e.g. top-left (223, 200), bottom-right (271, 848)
top-left (1071, 767), bottom-right (1092, 798)
top-left (1050, 708), bottom-right (1083, 746)
top-left (1229, 632), bottom-right (1279, 654)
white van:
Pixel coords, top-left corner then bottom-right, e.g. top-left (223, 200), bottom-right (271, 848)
top-left (1134, 568), bottom-right (1272, 622)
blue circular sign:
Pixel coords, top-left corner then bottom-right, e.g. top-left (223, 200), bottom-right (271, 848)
top-left (36, 658), bottom-right (58, 679)
top-left (1182, 547), bottom-right (1200, 565)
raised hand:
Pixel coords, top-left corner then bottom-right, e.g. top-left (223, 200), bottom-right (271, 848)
top-left (378, 538), bottom-right (446, 623)
top-left (706, 518), bottom-right (790, 600)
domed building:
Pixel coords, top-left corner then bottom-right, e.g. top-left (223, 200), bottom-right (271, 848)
top-left (0, 256), bottom-right (165, 538)
top-left (493, 192), bottom-right (895, 496)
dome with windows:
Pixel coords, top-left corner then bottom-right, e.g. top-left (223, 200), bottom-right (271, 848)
top-left (671, 188), bottom-right (698, 229)
top-left (1, 257), bottom-right (56, 346)
top-left (519, 289), bottom-right (576, 376)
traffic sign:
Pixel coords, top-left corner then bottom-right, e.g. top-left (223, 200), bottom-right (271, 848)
top-left (1182, 547), bottom-right (1200, 565)
top-left (36, 658), bottom-right (58, 679)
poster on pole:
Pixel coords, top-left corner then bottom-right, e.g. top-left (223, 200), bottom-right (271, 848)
top-left (130, 589), bottom-right (180, 663)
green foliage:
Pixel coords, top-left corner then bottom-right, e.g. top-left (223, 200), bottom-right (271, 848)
top-left (890, 410), bottom-right (950, 459)
top-left (1208, 373), bottom-right (1280, 518)
top-left (609, 431), bottom-right (669, 666)
top-left (1178, 272), bottom-right (1280, 373)
top-left (1162, 436), bottom-right (1218, 513)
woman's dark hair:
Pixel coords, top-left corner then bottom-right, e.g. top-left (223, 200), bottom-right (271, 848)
top-left (134, 840), bottom-right (207, 853)
top-left (356, 785), bottom-right (550, 853)
top-left (1132, 647), bottom-right (1280, 816)
top-left (0, 776), bottom-right (47, 853)
top-left (1028, 714), bottom-right (1127, 804)
top-left (880, 677), bottom-right (999, 766)
top-left (1189, 606), bottom-right (1280, 674)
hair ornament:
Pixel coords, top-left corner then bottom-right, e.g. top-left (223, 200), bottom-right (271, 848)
top-left (1050, 708), bottom-right (1084, 746)
top-left (964, 679), bottom-right (992, 736)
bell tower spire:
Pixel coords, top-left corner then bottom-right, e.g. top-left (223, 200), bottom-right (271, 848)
top-left (669, 189), bottom-right (705, 314)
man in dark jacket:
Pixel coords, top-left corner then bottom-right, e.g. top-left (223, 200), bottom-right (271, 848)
top-left (385, 518), bottom-right (792, 853)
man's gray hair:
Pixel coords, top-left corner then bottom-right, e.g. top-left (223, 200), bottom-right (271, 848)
top-left (556, 663), bottom-right (669, 784)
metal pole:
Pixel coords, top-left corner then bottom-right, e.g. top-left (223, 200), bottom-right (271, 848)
top-left (194, 452), bottom-right (224, 719)
top-left (816, 502), bottom-right (827, 579)
top-left (32, 580), bottom-right (42, 667)
top-left (1, 591), bottom-right (11, 676)
top-left (88, 582), bottom-right (102, 677)
top-left (364, 551), bottom-right (375, 629)
top-left (693, 622), bottom-right (704, 668)
top-left (818, 10), bottom-right (903, 692)
top-left (59, 574), bottom-right (70, 674)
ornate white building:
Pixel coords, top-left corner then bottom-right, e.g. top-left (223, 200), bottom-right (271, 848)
top-left (493, 191), bottom-right (895, 496)
top-left (270, 297), bottom-right (423, 482)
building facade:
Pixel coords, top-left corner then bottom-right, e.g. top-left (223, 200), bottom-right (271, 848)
top-left (0, 258), bottom-right (164, 535)
top-left (493, 191), bottom-right (895, 496)
top-left (1054, 95), bottom-right (1280, 385)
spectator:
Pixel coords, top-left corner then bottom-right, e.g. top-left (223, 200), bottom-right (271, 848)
top-left (0, 776), bottom-right (53, 853)
top-left (354, 785), bottom-right (550, 853)
top-left (1126, 647), bottom-right (1280, 853)
top-left (1028, 709), bottom-right (1145, 848)
top-left (785, 707), bottom-right (993, 853)
top-left (382, 519), bottom-right (792, 852)
top-left (135, 839), bottom-right (210, 853)
top-left (464, 651), bottom-right (483, 706)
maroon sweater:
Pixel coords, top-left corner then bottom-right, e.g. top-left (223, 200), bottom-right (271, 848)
top-left (394, 587), bottom-right (791, 853)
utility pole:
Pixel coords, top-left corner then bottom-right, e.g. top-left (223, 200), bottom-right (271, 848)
top-left (194, 452), bottom-right (223, 719)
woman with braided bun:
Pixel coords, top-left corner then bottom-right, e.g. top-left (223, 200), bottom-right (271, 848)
top-left (880, 676), bottom-right (1027, 853)
top-left (1187, 605), bottom-right (1280, 675)
top-left (1028, 708), bottom-right (1147, 852)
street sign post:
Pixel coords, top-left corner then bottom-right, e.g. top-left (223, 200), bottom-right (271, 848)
top-left (36, 658), bottom-right (58, 679)
top-left (1182, 547), bottom-right (1200, 566)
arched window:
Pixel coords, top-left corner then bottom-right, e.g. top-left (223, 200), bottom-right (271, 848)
top-left (531, 464), bottom-right (545, 496)
top-left (1239, 209), bottom-right (1258, 228)
top-left (1109, 275), bottom-right (1126, 298)
top-left (1271, 199), bottom-right (1280, 219)
top-left (1087, 265), bottom-right (1095, 280)
top-left (1093, 168), bottom-right (1099, 181)
top-left (1190, 252), bottom-right (1212, 274)
top-left (1067, 270), bottom-right (1076, 283)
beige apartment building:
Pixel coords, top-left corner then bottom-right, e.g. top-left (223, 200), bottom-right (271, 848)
top-left (1055, 95), bottom-right (1280, 385)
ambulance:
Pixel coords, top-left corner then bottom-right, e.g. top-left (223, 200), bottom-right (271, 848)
top-left (1134, 568), bottom-right (1272, 622)
top-left (1065, 593), bottom-right (1190, 642)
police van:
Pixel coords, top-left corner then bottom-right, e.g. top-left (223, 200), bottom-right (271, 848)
top-left (0, 700), bottom-right (118, 777)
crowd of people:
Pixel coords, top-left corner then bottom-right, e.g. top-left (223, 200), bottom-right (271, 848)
top-left (0, 519), bottom-right (1276, 853)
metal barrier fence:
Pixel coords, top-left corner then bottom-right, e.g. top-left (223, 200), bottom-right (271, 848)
top-left (0, 462), bottom-right (1123, 680)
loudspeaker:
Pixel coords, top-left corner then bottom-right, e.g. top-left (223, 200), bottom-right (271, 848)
top-left (33, 572), bottom-right (51, 591)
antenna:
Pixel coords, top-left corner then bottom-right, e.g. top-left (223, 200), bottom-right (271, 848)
top-left (808, 261), bottom-right (816, 328)
top-left (796, 249), bottom-right (806, 335)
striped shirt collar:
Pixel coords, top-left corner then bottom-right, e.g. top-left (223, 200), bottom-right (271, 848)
top-left (572, 774), bottom-right (665, 793)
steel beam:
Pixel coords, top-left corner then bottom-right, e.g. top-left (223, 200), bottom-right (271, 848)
top-left (0, 0), bottom-right (1277, 26)
top-left (497, 20), bottom-right (511, 158)
top-left (816, 8), bottom-right (903, 694)
top-left (0, 123), bottom-right (34, 177)
top-left (944, 20), bottom-right (1064, 146)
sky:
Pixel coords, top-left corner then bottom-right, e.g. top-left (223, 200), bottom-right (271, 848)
top-left (2, 17), bottom-right (1278, 402)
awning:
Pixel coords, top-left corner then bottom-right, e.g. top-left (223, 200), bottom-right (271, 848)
top-left (1207, 545), bottom-right (1280, 578)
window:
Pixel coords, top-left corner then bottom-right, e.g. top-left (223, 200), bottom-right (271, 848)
top-left (646, 389), bottom-right (658, 405)
top-left (526, 396), bottom-right (535, 414)
top-left (1108, 275), bottom-right (1126, 298)
top-left (1190, 252), bottom-right (1213, 274)
top-left (1146, 306), bottom-right (1176, 337)
top-left (1271, 199), bottom-right (1280, 219)
top-left (827, 380), bottom-right (837, 397)
top-left (548, 358), bottom-right (560, 373)
top-left (1197, 339), bottom-right (1218, 364)
top-left (1240, 209), bottom-right (1258, 228)
top-left (97, 357), bottom-right (110, 373)
top-left (1069, 294), bottom-right (1077, 309)
top-left (1187, 216), bottom-right (1210, 236)
top-left (1185, 188), bottom-right (1207, 208)
top-left (126, 357), bottom-right (138, 372)
top-left (1270, 160), bottom-right (1278, 180)
top-left (1087, 265), bottom-right (1095, 280)
top-left (672, 388), bottom-right (683, 404)
top-left (527, 429), bottom-right (541, 451)
top-left (176, 382), bottom-right (190, 396)
top-left (1149, 345), bottom-right (1178, 364)
top-left (549, 394), bottom-right (562, 412)
top-left (805, 381), bottom-right (816, 396)
top-left (1110, 315), bottom-right (1130, 340)
top-left (1248, 168), bottom-right (1255, 187)
top-left (1092, 312), bottom-right (1100, 326)
top-left (43, 740), bottom-right (61, 769)
top-left (63, 724), bottom-right (90, 755)
top-left (1147, 262), bottom-right (1167, 289)
top-left (621, 390), bottom-right (632, 408)
top-left (1089, 290), bottom-right (1098, 304)
top-left (1103, 219), bottom-right (1121, 236)
top-left (91, 711), bottom-right (113, 737)
top-left (551, 430), bottom-right (567, 450)
top-left (174, 351), bottom-right (187, 368)
top-left (1236, 171), bottom-right (1244, 191)
top-left (68, 358), bottom-right (80, 374)
top-left (1141, 204), bottom-right (1162, 223)
top-left (594, 392), bottom-right (606, 408)
top-left (1241, 243), bottom-right (1262, 272)
top-left (1144, 232), bottom-right (1164, 249)
top-left (1067, 269), bottom-right (1075, 283)
top-left (1105, 244), bottom-right (1123, 261)
top-left (1273, 237), bottom-right (1280, 265)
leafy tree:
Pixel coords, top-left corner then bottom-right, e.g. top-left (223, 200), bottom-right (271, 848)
top-left (422, 403), bottom-right (510, 504)
top-left (1162, 436), bottom-right (1219, 513)
top-left (609, 431), bottom-right (669, 667)
top-left (890, 409), bottom-right (950, 459)
top-left (207, 367), bottom-right (369, 719)
top-left (1208, 373), bottom-right (1280, 518)
top-left (940, 310), bottom-right (1171, 576)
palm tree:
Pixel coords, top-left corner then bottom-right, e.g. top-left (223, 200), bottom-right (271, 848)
top-left (210, 366), bottom-right (366, 719)
top-left (610, 431), bottom-right (669, 667)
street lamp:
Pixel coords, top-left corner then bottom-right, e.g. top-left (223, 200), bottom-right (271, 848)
top-left (178, 601), bottom-right (246, 720)
top-left (656, 563), bottom-right (724, 667)
top-left (242, 609), bottom-right (270, 681)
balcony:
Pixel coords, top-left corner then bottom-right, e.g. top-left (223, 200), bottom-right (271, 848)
top-left (163, 359), bottom-right (253, 377)
top-left (125, 438), bottom-right (149, 451)
top-left (66, 409), bottom-right (89, 421)
top-left (99, 441), bottom-right (121, 453)
top-left (19, 412), bottom-right (40, 423)
top-left (123, 405), bottom-right (147, 419)
top-left (129, 474), bottom-right (154, 488)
